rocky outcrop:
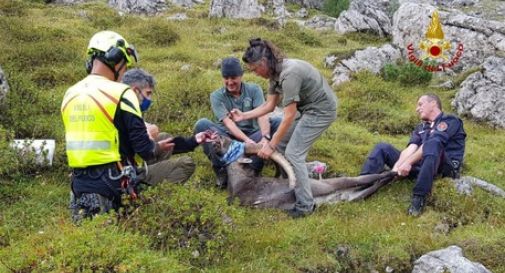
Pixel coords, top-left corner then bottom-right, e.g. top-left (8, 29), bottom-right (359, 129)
top-left (452, 56), bottom-right (505, 128)
top-left (392, 2), bottom-right (505, 71)
top-left (437, 0), bottom-right (479, 8)
top-left (108, 0), bottom-right (167, 15)
top-left (335, 0), bottom-right (392, 37)
top-left (170, 0), bottom-right (203, 7)
top-left (0, 65), bottom-right (9, 103)
top-left (331, 44), bottom-right (401, 87)
top-left (304, 15), bottom-right (337, 31)
top-left (209, 0), bottom-right (264, 19)
top-left (286, 0), bottom-right (324, 10)
top-left (413, 246), bottom-right (491, 273)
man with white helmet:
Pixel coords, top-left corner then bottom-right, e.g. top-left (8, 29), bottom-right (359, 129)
top-left (61, 31), bottom-right (214, 221)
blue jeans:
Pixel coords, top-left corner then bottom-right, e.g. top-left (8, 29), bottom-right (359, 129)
top-left (193, 116), bottom-right (281, 172)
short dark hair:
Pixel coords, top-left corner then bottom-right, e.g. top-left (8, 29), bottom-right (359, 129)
top-left (422, 93), bottom-right (442, 111)
top-left (121, 68), bottom-right (156, 89)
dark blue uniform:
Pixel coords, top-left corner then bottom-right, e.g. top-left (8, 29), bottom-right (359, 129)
top-left (361, 113), bottom-right (466, 196)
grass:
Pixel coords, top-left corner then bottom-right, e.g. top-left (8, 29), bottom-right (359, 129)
top-left (0, 0), bottom-right (504, 272)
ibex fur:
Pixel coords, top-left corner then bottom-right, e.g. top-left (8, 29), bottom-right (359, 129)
top-left (213, 136), bottom-right (396, 210)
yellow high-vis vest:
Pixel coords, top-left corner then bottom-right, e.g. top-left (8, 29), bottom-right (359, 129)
top-left (61, 75), bottom-right (142, 168)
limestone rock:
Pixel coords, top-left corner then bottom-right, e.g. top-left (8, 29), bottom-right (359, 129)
top-left (452, 56), bottom-right (505, 128)
top-left (335, 0), bottom-right (392, 37)
top-left (170, 0), bottom-right (203, 7)
top-left (209, 0), bottom-right (264, 19)
top-left (295, 8), bottom-right (308, 18)
top-left (108, 0), bottom-right (167, 15)
top-left (0, 65), bottom-right (9, 103)
top-left (304, 15), bottom-right (337, 31)
top-left (412, 245), bottom-right (491, 273)
top-left (331, 44), bottom-right (401, 87)
top-left (167, 13), bottom-right (188, 20)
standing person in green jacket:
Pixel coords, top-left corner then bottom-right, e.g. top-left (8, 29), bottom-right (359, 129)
top-left (230, 38), bottom-right (338, 218)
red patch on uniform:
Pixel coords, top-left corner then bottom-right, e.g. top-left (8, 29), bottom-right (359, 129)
top-left (437, 121), bottom-right (448, 132)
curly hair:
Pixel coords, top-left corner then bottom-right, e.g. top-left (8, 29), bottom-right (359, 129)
top-left (242, 38), bottom-right (285, 78)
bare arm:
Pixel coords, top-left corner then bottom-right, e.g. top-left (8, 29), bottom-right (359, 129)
top-left (231, 94), bottom-right (280, 121)
top-left (257, 114), bottom-right (270, 139)
top-left (222, 116), bottom-right (255, 144)
top-left (257, 102), bottom-right (297, 159)
top-left (270, 102), bottom-right (297, 148)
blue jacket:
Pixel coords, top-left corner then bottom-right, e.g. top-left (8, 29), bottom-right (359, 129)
top-left (408, 112), bottom-right (466, 163)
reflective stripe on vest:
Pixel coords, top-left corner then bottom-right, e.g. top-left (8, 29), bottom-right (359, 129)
top-left (61, 75), bottom-right (141, 168)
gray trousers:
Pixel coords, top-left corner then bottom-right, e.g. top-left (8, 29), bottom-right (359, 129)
top-left (277, 111), bottom-right (337, 212)
top-left (140, 132), bottom-right (196, 185)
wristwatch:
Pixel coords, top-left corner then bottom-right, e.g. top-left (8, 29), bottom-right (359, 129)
top-left (263, 134), bottom-right (272, 141)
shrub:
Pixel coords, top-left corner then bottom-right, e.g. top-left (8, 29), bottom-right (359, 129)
top-left (381, 63), bottom-right (400, 82)
top-left (120, 183), bottom-right (243, 267)
top-left (323, 0), bottom-right (350, 18)
top-left (398, 63), bottom-right (432, 86)
top-left (380, 63), bottom-right (432, 86)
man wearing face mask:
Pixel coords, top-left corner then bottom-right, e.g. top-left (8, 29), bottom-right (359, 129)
top-left (122, 68), bottom-right (212, 186)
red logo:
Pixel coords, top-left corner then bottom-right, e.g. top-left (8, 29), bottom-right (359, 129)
top-left (406, 10), bottom-right (464, 72)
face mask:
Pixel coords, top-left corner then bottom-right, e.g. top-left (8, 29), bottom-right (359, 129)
top-left (140, 95), bottom-right (152, 112)
top-left (134, 87), bottom-right (152, 112)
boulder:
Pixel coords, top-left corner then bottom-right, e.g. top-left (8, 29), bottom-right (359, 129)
top-left (452, 56), bottom-right (505, 128)
top-left (331, 44), bottom-right (401, 87)
top-left (335, 0), bottom-right (392, 37)
top-left (437, 0), bottom-right (479, 8)
top-left (167, 12), bottom-right (188, 20)
top-left (304, 15), bottom-right (337, 31)
top-left (209, 0), bottom-right (264, 19)
top-left (108, 0), bottom-right (167, 15)
top-left (295, 8), bottom-right (308, 18)
top-left (392, 2), bottom-right (505, 72)
top-left (412, 245), bottom-right (491, 273)
top-left (0, 65), bottom-right (9, 103)
top-left (272, 0), bottom-right (290, 26)
top-left (169, 0), bottom-right (203, 7)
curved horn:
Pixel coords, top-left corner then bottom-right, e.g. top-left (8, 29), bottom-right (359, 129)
top-left (244, 143), bottom-right (296, 189)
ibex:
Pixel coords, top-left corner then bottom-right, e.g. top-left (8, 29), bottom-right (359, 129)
top-left (213, 136), bottom-right (396, 210)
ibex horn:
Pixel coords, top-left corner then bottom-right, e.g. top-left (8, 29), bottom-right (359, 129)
top-left (244, 143), bottom-right (296, 189)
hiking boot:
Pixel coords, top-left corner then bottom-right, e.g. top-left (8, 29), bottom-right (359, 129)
top-left (286, 205), bottom-right (316, 219)
top-left (407, 195), bottom-right (426, 217)
top-left (215, 168), bottom-right (228, 189)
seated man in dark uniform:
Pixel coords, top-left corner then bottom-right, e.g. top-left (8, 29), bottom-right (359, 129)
top-left (360, 93), bottom-right (466, 216)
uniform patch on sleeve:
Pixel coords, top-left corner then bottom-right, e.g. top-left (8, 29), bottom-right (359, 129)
top-left (436, 121), bottom-right (448, 132)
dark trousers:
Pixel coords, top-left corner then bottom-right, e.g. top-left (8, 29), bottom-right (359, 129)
top-left (193, 116), bottom-right (281, 172)
top-left (360, 140), bottom-right (455, 196)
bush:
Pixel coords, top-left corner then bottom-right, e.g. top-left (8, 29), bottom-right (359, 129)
top-left (398, 63), bottom-right (432, 86)
top-left (380, 63), bottom-right (432, 86)
top-left (323, 0), bottom-right (350, 18)
top-left (381, 63), bottom-right (399, 82)
top-left (120, 183), bottom-right (243, 267)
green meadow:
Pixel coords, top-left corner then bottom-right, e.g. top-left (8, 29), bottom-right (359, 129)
top-left (0, 1), bottom-right (504, 272)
